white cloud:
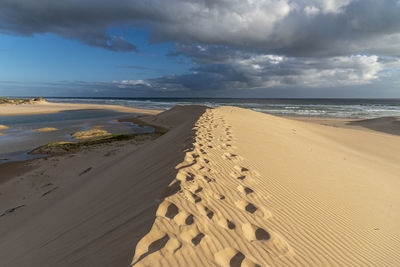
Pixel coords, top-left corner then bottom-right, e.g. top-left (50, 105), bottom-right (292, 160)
top-left (234, 54), bottom-right (387, 88)
top-left (303, 0), bottom-right (352, 16)
top-left (304, 6), bottom-right (320, 16)
top-left (113, 80), bottom-right (152, 88)
top-left (314, 0), bottom-right (353, 13)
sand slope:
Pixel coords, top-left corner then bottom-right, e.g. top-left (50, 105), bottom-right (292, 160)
top-left (0, 106), bottom-right (206, 267)
top-left (132, 106), bottom-right (400, 266)
top-left (1, 106), bottom-right (400, 266)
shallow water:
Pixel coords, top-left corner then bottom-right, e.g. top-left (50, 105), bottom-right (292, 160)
top-left (0, 109), bottom-right (153, 164)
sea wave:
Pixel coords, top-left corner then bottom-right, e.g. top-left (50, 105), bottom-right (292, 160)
top-left (47, 98), bottom-right (400, 119)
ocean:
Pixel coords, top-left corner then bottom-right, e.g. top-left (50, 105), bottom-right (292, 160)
top-left (47, 98), bottom-right (400, 119)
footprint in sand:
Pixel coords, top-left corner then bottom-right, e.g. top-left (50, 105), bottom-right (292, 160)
top-left (234, 167), bottom-right (248, 174)
top-left (184, 190), bottom-right (202, 204)
top-left (231, 166), bottom-right (261, 183)
top-left (191, 233), bottom-right (205, 246)
top-left (157, 201), bottom-right (179, 219)
top-left (161, 180), bottom-right (182, 199)
top-left (242, 223), bottom-right (271, 242)
top-left (242, 223), bottom-right (293, 257)
top-left (208, 191), bottom-right (226, 201)
top-left (214, 247), bottom-right (259, 267)
top-left (199, 148), bottom-right (207, 154)
top-left (218, 143), bottom-right (234, 150)
top-left (132, 232), bottom-right (170, 264)
top-left (194, 186), bottom-right (203, 194)
top-left (229, 171), bottom-right (249, 182)
top-left (235, 200), bottom-right (262, 216)
top-left (217, 217), bottom-right (236, 230)
top-left (202, 174), bottom-right (215, 183)
top-left (181, 226), bottom-right (206, 246)
top-left (176, 171), bottom-right (195, 182)
top-left (196, 204), bottom-right (215, 220)
top-left (222, 152), bottom-right (243, 161)
top-left (199, 157), bottom-right (210, 164)
top-left (165, 237), bottom-right (182, 254)
top-left (237, 185), bottom-right (254, 195)
top-left (174, 210), bottom-right (195, 226)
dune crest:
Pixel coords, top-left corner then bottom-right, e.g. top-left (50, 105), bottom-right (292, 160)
top-left (131, 108), bottom-right (292, 266)
top-left (131, 106), bottom-right (400, 266)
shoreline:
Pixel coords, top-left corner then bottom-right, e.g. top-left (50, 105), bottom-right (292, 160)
top-left (0, 103), bottom-right (162, 165)
top-left (288, 115), bottom-right (400, 136)
top-left (1, 100), bottom-right (398, 137)
top-left (0, 101), bottom-right (161, 116)
top-left (0, 110), bottom-right (169, 167)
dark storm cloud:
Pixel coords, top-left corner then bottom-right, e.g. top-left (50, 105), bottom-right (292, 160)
top-left (133, 45), bottom-right (399, 91)
top-left (1, 0), bottom-right (400, 93)
top-left (1, 0), bottom-right (400, 56)
top-left (0, 0), bottom-right (140, 51)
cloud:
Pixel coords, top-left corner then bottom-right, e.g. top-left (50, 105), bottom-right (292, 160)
top-left (110, 45), bottom-right (400, 92)
top-left (1, 0), bottom-right (400, 56)
top-left (1, 0), bottom-right (400, 94)
top-left (0, 0), bottom-right (138, 51)
top-left (113, 79), bottom-right (152, 88)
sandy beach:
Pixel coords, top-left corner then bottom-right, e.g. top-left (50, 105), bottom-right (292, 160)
top-left (0, 105), bottom-right (399, 266)
top-left (0, 100), bottom-right (160, 116)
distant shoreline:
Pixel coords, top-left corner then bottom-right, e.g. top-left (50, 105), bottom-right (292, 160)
top-left (42, 97), bottom-right (400, 119)
top-left (0, 98), bottom-right (161, 116)
top-left (1, 98), bottom-right (399, 135)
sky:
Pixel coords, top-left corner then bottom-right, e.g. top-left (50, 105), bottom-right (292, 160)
top-left (0, 0), bottom-right (400, 98)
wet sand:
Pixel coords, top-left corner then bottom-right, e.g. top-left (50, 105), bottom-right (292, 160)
top-left (290, 116), bottom-right (400, 136)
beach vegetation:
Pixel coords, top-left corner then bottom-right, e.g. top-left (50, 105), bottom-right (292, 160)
top-left (29, 133), bottom-right (162, 155)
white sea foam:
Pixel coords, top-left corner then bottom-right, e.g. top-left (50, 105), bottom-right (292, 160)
top-left (47, 98), bottom-right (400, 119)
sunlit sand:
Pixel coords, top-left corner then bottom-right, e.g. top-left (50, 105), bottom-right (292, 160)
top-left (1, 105), bottom-right (399, 266)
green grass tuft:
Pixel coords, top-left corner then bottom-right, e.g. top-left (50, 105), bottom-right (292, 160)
top-left (30, 133), bottom-right (162, 155)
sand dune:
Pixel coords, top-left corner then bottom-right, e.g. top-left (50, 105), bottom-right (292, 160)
top-left (131, 106), bottom-right (400, 266)
top-left (0, 105), bottom-right (205, 267)
top-left (1, 106), bottom-right (399, 266)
